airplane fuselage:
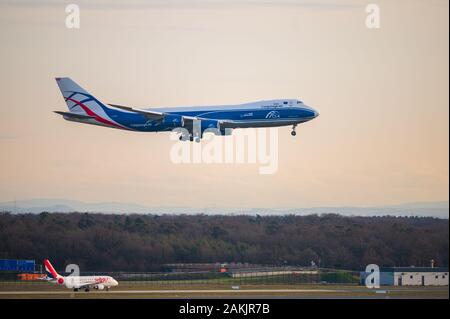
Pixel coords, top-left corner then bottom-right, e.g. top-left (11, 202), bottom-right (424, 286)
top-left (49, 275), bottom-right (118, 290)
top-left (63, 99), bottom-right (319, 132)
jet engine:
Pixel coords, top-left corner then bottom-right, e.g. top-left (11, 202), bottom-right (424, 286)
top-left (94, 284), bottom-right (105, 290)
top-left (200, 119), bottom-right (221, 133)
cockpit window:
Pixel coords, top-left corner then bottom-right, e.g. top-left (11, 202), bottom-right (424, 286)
top-left (283, 101), bottom-right (288, 105)
top-left (297, 100), bottom-right (303, 104)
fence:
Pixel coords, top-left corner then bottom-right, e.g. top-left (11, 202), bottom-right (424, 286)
top-left (0, 267), bottom-right (359, 286)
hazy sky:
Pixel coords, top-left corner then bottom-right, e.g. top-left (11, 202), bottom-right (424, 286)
top-left (0, 0), bottom-right (448, 208)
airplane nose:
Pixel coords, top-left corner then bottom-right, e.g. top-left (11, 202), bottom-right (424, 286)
top-left (304, 105), bottom-right (319, 119)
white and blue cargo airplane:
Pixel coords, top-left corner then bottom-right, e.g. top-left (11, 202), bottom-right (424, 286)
top-left (55, 78), bottom-right (319, 141)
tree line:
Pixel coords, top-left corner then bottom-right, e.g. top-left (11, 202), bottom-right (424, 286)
top-left (0, 212), bottom-right (447, 271)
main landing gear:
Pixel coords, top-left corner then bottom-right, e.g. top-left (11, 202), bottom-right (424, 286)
top-left (179, 133), bottom-right (201, 143)
top-left (291, 124), bottom-right (297, 136)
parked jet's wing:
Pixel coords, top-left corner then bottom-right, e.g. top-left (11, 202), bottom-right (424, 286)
top-left (76, 278), bottom-right (110, 289)
top-left (77, 282), bottom-right (98, 289)
top-left (37, 274), bottom-right (53, 281)
top-left (107, 104), bottom-right (165, 120)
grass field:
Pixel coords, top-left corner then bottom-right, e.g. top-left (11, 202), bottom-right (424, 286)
top-left (0, 282), bottom-right (448, 299)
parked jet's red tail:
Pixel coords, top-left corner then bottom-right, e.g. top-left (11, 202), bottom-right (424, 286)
top-left (44, 259), bottom-right (61, 280)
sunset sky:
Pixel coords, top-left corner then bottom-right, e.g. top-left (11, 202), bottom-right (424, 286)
top-left (0, 0), bottom-right (448, 209)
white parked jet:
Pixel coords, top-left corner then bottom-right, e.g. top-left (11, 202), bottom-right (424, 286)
top-left (42, 259), bottom-right (119, 292)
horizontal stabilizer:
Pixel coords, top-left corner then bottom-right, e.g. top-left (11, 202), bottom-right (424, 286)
top-left (54, 111), bottom-right (96, 120)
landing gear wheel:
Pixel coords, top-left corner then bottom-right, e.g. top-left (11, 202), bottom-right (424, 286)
top-left (73, 288), bottom-right (79, 292)
top-left (291, 124), bottom-right (297, 136)
top-left (179, 133), bottom-right (190, 141)
top-left (85, 288), bottom-right (90, 292)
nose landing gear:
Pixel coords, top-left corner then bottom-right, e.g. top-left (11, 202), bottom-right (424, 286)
top-left (291, 124), bottom-right (297, 136)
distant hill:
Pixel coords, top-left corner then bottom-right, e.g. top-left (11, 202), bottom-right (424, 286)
top-left (0, 198), bottom-right (448, 218)
top-left (0, 199), bottom-right (157, 214)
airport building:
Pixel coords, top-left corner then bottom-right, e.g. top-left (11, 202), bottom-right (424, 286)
top-left (360, 267), bottom-right (449, 286)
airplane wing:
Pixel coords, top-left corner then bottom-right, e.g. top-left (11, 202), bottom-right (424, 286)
top-left (76, 279), bottom-right (107, 289)
top-left (77, 282), bottom-right (96, 289)
top-left (107, 104), bottom-right (164, 120)
top-left (37, 275), bottom-right (54, 282)
top-left (108, 104), bottom-right (231, 130)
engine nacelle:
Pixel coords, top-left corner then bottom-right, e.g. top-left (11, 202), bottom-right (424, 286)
top-left (95, 284), bottom-right (105, 290)
top-left (220, 127), bottom-right (233, 136)
top-left (200, 119), bottom-right (222, 136)
top-left (200, 119), bottom-right (220, 131)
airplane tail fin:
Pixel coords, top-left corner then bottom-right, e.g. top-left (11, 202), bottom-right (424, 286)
top-left (44, 259), bottom-right (61, 279)
top-left (54, 77), bottom-right (129, 129)
top-left (55, 77), bottom-right (115, 116)
top-left (55, 77), bottom-right (94, 114)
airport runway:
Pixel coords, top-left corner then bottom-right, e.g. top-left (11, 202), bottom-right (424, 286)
top-left (0, 288), bottom-right (340, 295)
top-left (1, 287), bottom-right (448, 299)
